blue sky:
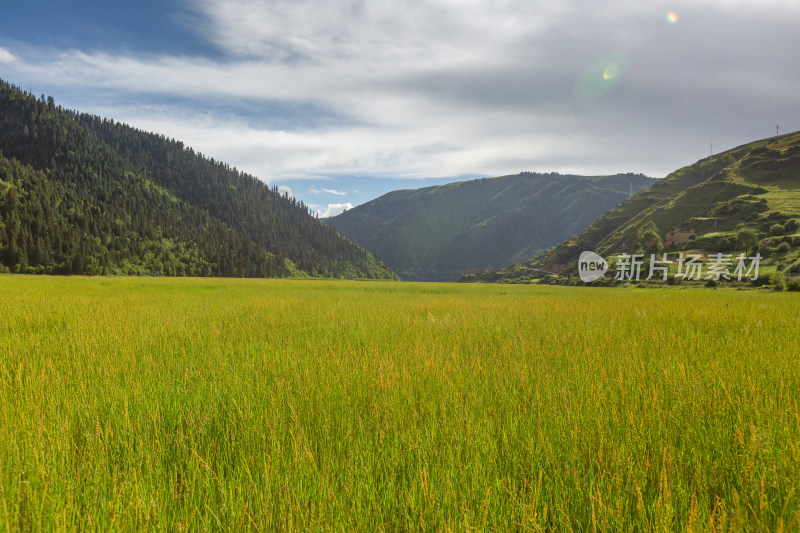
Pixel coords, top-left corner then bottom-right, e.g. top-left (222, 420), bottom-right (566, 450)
top-left (0, 1), bottom-right (212, 56)
top-left (2, 0), bottom-right (799, 216)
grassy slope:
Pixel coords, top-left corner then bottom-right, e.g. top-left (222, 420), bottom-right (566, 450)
top-left (1, 275), bottom-right (799, 530)
top-left (327, 173), bottom-right (655, 281)
top-left (471, 131), bottom-right (800, 281)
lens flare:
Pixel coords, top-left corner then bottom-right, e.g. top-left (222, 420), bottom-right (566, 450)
top-left (573, 51), bottom-right (630, 104)
top-left (602, 63), bottom-right (620, 81)
top-left (666, 12), bottom-right (678, 24)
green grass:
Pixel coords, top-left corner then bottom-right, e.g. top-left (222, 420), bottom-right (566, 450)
top-left (1, 276), bottom-right (799, 531)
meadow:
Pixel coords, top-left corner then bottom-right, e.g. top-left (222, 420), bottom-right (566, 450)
top-left (0, 275), bottom-right (798, 531)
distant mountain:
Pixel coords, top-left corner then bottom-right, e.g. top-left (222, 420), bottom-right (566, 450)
top-left (463, 130), bottom-right (800, 283)
top-left (0, 79), bottom-right (395, 279)
top-left (326, 172), bottom-right (656, 281)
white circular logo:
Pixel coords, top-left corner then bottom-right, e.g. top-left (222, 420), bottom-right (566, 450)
top-left (578, 251), bottom-right (608, 283)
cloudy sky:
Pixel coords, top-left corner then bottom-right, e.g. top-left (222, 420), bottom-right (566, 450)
top-left (1, 0), bottom-right (798, 216)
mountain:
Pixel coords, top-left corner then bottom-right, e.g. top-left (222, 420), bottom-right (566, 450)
top-left (0, 79), bottom-right (395, 279)
top-left (462, 130), bottom-right (800, 283)
top-left (326, 172), bottom-right (656, 281)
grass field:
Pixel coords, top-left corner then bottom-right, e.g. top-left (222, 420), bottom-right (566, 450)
top-left (0, 276), bottom-right (798, 531)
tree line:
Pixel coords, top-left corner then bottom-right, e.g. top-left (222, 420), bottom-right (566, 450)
top-left (0, 79), bottom-right (394, 279)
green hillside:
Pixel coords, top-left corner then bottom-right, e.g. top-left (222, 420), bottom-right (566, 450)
top-left (326, 172), bottom-right (655, 281)
top-left (464, 130), bottom-right (800, 284)
top-left (0, 79), bottom-right (395, 279)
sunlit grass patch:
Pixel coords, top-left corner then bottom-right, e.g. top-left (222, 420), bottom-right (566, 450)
top-left (0, 276), bottom-right (798, 530)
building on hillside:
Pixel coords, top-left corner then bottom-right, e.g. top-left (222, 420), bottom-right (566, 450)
top-left (664, 228), bottom-right (695, 247)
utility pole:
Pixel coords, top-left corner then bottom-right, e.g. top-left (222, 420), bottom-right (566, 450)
top-left (709, 142), bottom-right (713, 157)
top-left (777, 124), bottom-right (780, 137)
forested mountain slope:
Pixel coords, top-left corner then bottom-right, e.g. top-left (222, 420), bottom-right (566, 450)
top-left (327, 172), bottom-right (655, 281)
top-left (462, 130), bottom-right (800, 283)
top-left (0, 79), bottom-right (394, 278)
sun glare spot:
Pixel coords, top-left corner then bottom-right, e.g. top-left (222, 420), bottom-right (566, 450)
top-left (573, 51), bottom-right (630, 103)
top-left (666, 12), bottom-right (679, 24)
top-left (602, 63), bottom-right (620, 81)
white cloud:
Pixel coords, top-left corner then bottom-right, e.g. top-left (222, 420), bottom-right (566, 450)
top-left (317, 203), bottom-right (353, 218)
top-left (276, 185), bottom-right (293, 197)
top-left (189, 0), bottom-right (564, 63)
top-left (310, 186), bottom-right (347, 196)
top-left (0, 47), bottom-right (16, 64)
top-left (3, 0), bottom-right (799, 183)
